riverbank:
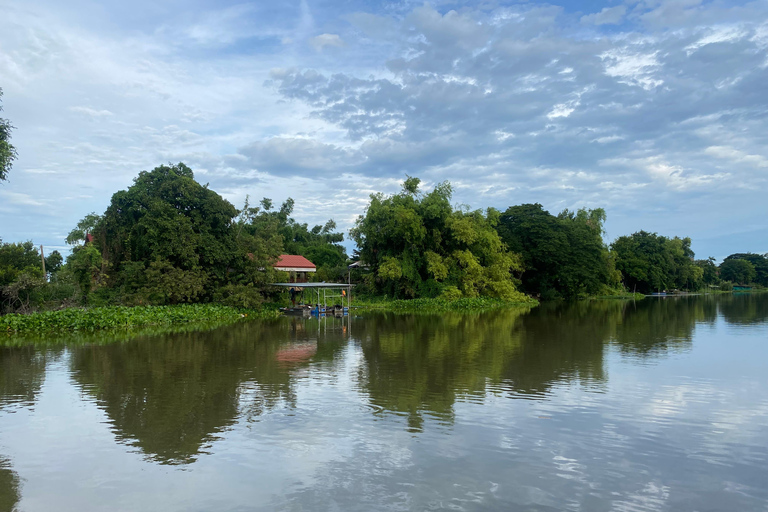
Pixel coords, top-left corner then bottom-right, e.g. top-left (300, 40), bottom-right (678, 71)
top-left (352, 296), bottom-right (538, 313)
top-left (0, 303), bottom-right (281, 334)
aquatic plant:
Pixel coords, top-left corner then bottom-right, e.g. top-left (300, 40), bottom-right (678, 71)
top-left (0, 303), bottom-right (281, 334)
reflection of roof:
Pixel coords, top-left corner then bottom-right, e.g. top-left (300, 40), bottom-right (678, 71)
top-left (273, 255), bottom-right (316, 269)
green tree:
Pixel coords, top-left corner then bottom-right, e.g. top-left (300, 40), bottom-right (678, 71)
top-left (350, 177), bottom-right (525, 300)
top-left (722, 253), bottom-right (768, 286)
top-left (0, 240), bottom-right (42, 286)
top-left (611, 231), bottom-right (701, 293)
top-left (45, 250), bottom-right (64, 275)
top-left (695, 257), bottom-right (719, 286)
top-left (66, 212), bottom-right (103, 246)
top-left (96, 163), bottom-right (239, 300)
top-left (496, 204), bottom-right (615, 299)
top-left (719, 258), bottom-right (756, 285)
top-left (0, 88), bottom-right (17, 182)
top-left (67, 243), bottom-right (104, 304)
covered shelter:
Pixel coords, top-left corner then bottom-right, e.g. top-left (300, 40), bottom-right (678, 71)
top-left (270, 282), bottom-right (352, 315)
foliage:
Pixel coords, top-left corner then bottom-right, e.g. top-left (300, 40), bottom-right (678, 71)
top-left (66, 212), bottom-right (102, 246)
top-left (721, 253), bottom-right (768, 286)
top-left (67, 243), bottom-right (105, 303)
top-left (0, 304), bottom-right (280, 333)
top-left (1, 273), bottom-right (46, 314)
top-left (611, 231), bottom-right (703, 294)
top-left (719, 258), bottom-right (757, 285)
top-left (353, 295), bottom-right (536, 314)
top-left (0, 88), bottom-right (17, 182)
top-left (695, 257), bottom-right (719, 286)
top-left (97, 163), bottom-right (238, 294)
top-left (238, 194), bottom-right (348, 276)
top-left (45, 250), bottom-right (63, 275)
top-left (0, 241), bottom-right (42, 287)
top-left (351, 177), bottom-right (526, 301)
top-left (496, 203), bottom-right (618, 299)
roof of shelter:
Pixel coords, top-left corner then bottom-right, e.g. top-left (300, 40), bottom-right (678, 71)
top-left (272, 254), bottom-right (316, 269)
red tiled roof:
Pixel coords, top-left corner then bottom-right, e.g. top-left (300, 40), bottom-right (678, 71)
top-left (272, 254), bottom-right (316, 269)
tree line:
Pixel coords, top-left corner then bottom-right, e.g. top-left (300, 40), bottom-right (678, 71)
top-left (1, 165), bottom-right (766, 314)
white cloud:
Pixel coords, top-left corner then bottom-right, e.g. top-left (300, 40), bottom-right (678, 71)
top-left (581, 6), bottom-right (627, 26)
top-left (600, 49), bottom-right (664, 90)
top-left (310, 33), bottom-right (344, 50)
top-left (69, 106), bottom-right (114, 117)
top-left (704, 146), bottom-right (768, 168)
top-left (685, 25), bottom-right (748, 54)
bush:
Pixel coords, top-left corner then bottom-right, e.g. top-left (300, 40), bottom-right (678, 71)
top-left (214, 283), bottom-right (265, 309)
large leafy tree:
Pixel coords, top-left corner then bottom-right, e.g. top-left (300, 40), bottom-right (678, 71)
top-left (95, 163), bottom-right (240, 301)
top-left (496, 203), bottom-right (616, 299)
top-left (0, 88), bottom-right (17, 182)
top-left (721, 253), bottom-right (768, 286)
top-left (351, 177), bottom-right (526, 300)
top-left (611, 231), bottom-right (702, 293)
top-left (719, 258), bottom-right (757, 285)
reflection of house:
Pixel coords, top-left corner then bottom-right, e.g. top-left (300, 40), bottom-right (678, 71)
top-left (272, 255), bottom-right (316, 283)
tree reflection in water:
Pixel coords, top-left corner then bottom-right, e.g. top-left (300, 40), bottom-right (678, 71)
top-left (68, 319), bottom-right (348, 465)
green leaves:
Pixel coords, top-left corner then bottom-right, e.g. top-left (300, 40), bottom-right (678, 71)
top-left (498, 203), bottom-right (612, 299)
top-left (354, 177), bottom-right (525, 300)
top-left (0, 88), bottom-right (17, 182)
top-left (0, 304), bottom-right (280, 334)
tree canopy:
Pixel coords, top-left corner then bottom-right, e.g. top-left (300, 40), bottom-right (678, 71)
top-left (351, 177), bottom-right (526, 301)
top-left (496, 203), bottom-right (618, 299)
top-left (721, 253), bottom-right (768, 286)
top-left (0, 88), bottom-right (17, 182)
top-left (611, 231), bottom-right (703, 293)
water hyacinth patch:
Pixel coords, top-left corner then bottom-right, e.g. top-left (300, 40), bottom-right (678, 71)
top-left (0, 304), bottom-right (281, 334)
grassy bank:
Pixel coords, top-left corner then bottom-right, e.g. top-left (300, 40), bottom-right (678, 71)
top-left (593, 292), bottom-right (645, 300)
top-left (0, 303), bottom-right (281, 334)
top-left (352, 296), bottom-right (538, 313)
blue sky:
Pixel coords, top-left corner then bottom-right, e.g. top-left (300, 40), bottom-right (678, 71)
top-left (1, 0), bottom-right (766, 260)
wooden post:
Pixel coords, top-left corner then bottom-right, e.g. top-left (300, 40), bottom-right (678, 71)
top-left (40, 245), bottom-right (46, 279)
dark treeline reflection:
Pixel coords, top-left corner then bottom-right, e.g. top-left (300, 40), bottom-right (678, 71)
top-left (356, 303), bottom-right (623, 431)
top-left (354, 295), bottom-right (768, 431)
top-left (68, 318), bottom-right (347, 465)
top-left (0, 346), bottom-right (61, 410)
top-left (610, 297), bottom-right (710, 357)
top-left (718, 293), bottom-right (768, 325)
top-left (0, 457), bottom-right (20, 512)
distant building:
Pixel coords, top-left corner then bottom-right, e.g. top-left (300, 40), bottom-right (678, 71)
top-left (84, 233), bottom-right (95, 244)
top-left (272, 255), bottom-right (316, 283)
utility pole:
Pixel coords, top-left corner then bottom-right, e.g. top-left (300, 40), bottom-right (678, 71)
top-left (40, 245), bottom-right (46, 280)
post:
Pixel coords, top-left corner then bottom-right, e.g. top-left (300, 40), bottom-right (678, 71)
top-left (40, 245), bottom-right (46, 280)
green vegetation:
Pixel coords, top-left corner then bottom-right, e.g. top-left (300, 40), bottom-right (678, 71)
top-left (0, 88), bottom-right (16, 182)
top-left (0, 304), bottom-right (280, 334)
top-left (2, 165), bottom-right (766, 334)
top-left (611, 231), bottom-right (703, 294)
top-left (351, 176), bottom-right (527, 302)
top-left (496, 203), bottom-right (619, 299)
top-left (353, 296), bottom-right (536, 314)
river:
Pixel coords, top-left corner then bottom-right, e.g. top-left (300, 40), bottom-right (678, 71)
top-left (1, 294), bottom-right (767, 511)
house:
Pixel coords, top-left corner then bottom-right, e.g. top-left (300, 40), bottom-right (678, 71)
top-left (272, 255), bottom-right (316, 283)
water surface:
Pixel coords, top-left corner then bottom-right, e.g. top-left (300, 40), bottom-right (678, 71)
top-left (1, 294), bottom-right (767, 511)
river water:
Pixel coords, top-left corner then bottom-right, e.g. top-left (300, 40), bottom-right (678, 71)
top-left (1, 294), bottom-right (767, 511)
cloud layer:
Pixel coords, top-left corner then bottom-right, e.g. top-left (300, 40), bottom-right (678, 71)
top-left (1, 0), bottom-right (767, 258)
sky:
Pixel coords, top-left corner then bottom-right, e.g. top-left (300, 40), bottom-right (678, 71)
top-left (0, 0), bottom-right (766, 260)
